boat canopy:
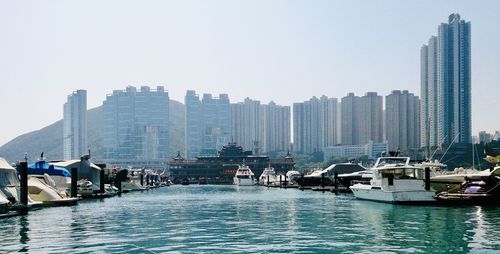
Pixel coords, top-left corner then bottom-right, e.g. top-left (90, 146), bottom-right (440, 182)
top-left (51, 160), bottom-right (101, 185)
top-left (0, 157), bottom-right (19, 187)
top-left (23, 160), bottom-right (71, 177)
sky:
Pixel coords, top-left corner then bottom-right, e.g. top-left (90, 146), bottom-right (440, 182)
top-left (0, 0), bottom-right (499, 146)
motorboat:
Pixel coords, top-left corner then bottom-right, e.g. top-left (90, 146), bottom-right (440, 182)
top-left (26, 160), bottom-right (71, 198)
top-left (233, 164), bottom-right (256, 186)
top-left (296, 163), bottom-right (366, 187)
top-left (350, 157), bottom-right (435, 204)
top-left (435, 166), bottom-right (500, 205)
top-left (430, 167), bottom-right (491, 193)
top-left (1, 158), bottom-right (42, 208)
top-left (181, 178), bottom-right (190, 185)
top-left (51, 156), bottom-right (103, 196)
top-left (286, 170), bottom-right (301, 186)
top-left (77, 179), bottom-right (94, 197)
top-left (337, 170), bottom-right (373, 187)
top-left (258, 166), bottom-right (277, 185)
top-left (27, 175), bottom-right (78, 206)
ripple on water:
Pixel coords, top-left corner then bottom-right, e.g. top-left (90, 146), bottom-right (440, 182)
top-left (2, 186), bottom-right (500, 253)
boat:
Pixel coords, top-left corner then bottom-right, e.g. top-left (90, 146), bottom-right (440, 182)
top-left (25, 160), bottom-right (72, 197)
top-left (181, 178), bottom-right (190, 185)
top-left (258, 165), bottom-right (277, 185)
top-left (296, 163), bottom-right (366, 187)
top-left (286, 170), bottom-right (301, 186)
top-left (350, 157), bottom-right (436, 204)
top-left (77, 179), bottom-right (94, 196)
top-left (435, 166), bottom-right (500, 205)
top-left (233, 164), bottom-right (256, 186)
top-left (27, 175), bottom-right (78, 206)
top-left (337, 170), bottom-right (373, 187)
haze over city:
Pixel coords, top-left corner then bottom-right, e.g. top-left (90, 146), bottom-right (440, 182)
top-left (1, 0), bottom-right (499, 146)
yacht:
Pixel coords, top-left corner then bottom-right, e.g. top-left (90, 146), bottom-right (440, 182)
top-left (350, 157), bottom-right (435, 204)
top-left (435, 165), bottom-right (500, 204)
top-left (1, 158), bottom-right (42, 208)
top-left (296, 163), bottom-right (366, 187)
top-left (26, 160), bottom-right (71, 198)
top-left (337, 170), bottom-right (373, 187)
top-left (233, 165), bottom-right (256, 186)
top-left (286, 170), bottom-right (302, 186)
top-left (27, 175), bottom-right (78, 206)
top-left (258, 166), bottom-right (277, 185)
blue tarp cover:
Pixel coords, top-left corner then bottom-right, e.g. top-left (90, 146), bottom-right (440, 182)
top-left (18, 161), bottom-right (71, 177)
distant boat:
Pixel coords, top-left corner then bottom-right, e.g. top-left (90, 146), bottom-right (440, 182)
top-left (258, 166), bottom-right (277, 185)
top-left (296, 163), bottom-right (366, 187)
top-left (233, 165), bottom-right (256, 186)
top-left (181, 178), bottom-right (190, 186)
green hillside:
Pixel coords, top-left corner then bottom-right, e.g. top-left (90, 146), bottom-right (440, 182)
top-left (0, 100), bottom-right (185, 163)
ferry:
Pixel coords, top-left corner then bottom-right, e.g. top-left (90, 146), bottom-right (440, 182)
top-left (350, 157), bottom-right (435, 204)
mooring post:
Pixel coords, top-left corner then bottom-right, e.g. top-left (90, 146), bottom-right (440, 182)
top-left (425, 167), bottom-right (431, 191)
top-left (284, 173), bottom-right (288, 189)
top-left (100, 169), bottom-right (105, 195)
top-left (334, 171), bottom-right (338, 193)
top-left (71, 167), bottom-right (78, 198)
top-left (321, 173), bottom-right (325, 188)
top-left (267, 174), bottom-right (269, 186)
top-left (140, 173), bottom-right (144, 187)
top-left (19, 162), bottom-right (28, 215)
top-left (300, 173), bottom-right (304, 190)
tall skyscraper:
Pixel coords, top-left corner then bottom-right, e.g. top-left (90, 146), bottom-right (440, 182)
top-left (421, 13), bottom-right (471, 148)
top-left (185, 91), bottom-right (231, 159)
top-left (385, 90), bottom-right (420, 151)
top-left (231, 98), bottom-right (264, 153)
top-left (341, 92), bottom-right (383, 146)
top-left (263, 101), bottom-right (291, 153)
top-left (293, 96), bottom-right (338, 154)
top-left (231, 99), bottom-right (291, 154)
top-left (63, 89), bottom-right (87, 160)
top-left (102, 86), bottom-right (169, 162)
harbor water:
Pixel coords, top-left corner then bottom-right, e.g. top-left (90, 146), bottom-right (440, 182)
top-left (2, 185), bottom-right (500, 253)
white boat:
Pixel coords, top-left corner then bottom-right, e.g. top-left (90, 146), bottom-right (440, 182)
top-left (350, 157), bottom-right (436, 204)
top-left (28, 176), bottom-right (78, 206)
top-left (258, 166), bottom-right (277, 185)
top-left (233, 165), bottom-right (256, 186)
top-left (286, 170), bottom-right (302, 185)
top-left (0, 158), bottom-right (42, 208)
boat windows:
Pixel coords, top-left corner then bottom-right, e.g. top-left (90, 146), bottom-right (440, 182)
top-left (381, 168), bottom-right (421, 180)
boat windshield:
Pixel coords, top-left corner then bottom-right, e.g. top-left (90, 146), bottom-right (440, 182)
top-left (379, 167), bottom-right (423, 180)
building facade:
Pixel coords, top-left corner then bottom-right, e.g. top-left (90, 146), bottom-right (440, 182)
top-left (63, 89), bottom-right (87, 160)
top-left (323, 141), bottom-right (388, 161)
top-left (185, 91), bottom-right (231, 159)
top-left (341, 92), bottom-right (383, 146)
top-left (421, 13), bottom-right (471, 147)
top-left (293, 96), bottom-right (338, 154)
top-left (262, 101), bottom-right (291, 153)
top-left (102, 86), bottom-right (169, 164)
top-left (385, 90), bottom-right (420, 151)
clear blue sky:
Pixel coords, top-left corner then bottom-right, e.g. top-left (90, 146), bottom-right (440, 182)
top-left (1, 0), bottom-right (499, 146)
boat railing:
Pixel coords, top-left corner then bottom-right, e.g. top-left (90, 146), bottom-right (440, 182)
top-left (351, 180), bottom-right (370, 185)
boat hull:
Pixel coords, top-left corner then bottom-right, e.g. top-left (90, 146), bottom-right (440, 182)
top-left (233, 177), bottom-right (255, 186)
top-left (350, 185), bottom-right (436, 204)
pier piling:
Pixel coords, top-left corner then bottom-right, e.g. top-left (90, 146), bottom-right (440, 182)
top-left (71, 167), bottom-right (78, 198)
top-left (284, 174), bottom-right (287, 189)
top-left (19, 162), bottom-right (28, 215)
top-left (267, 175), bottom-right (269, 186)
top-left (100, 169), bottom-right (105, 195)
top-left (140, 173), bottom-right (144, 187)
top-left (425, 167), bottom-right (430, 191)
top-left (321, 173), bottom-right (325, 188)
top-left (334, 171), bottom-right (338, 193)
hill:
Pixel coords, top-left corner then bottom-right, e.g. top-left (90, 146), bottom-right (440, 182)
top-left (0, 100), bottom-right (185, 162)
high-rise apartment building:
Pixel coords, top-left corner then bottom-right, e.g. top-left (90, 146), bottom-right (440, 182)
top-left (385, 90), bottom-right (420, 150)
top-left (185, 91), bottom-right (231, 159)
top-left (63, 89), bottom-right (87, 160)
top-left (231, 98), bottom-right (264, 153)
top-left (263, 102), bottom-right (291, 153)
top-left (231, 99), bottom-right (291, 154)
top-left (293, 96), bottom-right (338, 154)
top-left (421, 13), bottom-right (471, 147)
top-left (341, 92), bottom-right (383, 146)
top-left (102, 86), bottom-right (169, 162)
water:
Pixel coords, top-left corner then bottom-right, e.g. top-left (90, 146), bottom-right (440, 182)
top-left (2, 186), bottom-right (500, 253)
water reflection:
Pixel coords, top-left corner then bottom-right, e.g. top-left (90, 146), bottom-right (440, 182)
top-left (19, 216), bottom-right (29, 253)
